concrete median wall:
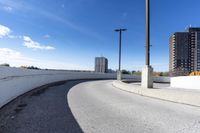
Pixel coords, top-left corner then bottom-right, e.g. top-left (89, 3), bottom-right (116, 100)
top-left (171, 76), bottom-right (200, 89)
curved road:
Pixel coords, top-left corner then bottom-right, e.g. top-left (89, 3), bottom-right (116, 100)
top-left (69, 80), bottom-right (200, 133)
top-left (1, 80), bottom-right (200, 133)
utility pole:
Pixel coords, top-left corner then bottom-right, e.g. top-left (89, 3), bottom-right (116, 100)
top-left (115, 28), bottom-right (127, 80)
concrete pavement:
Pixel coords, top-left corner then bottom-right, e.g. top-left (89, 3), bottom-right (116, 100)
top-left (113, 80), bottom-right (200, 107)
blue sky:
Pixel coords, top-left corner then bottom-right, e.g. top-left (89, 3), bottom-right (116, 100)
top-left (0, 0), bottom-right (200, 71)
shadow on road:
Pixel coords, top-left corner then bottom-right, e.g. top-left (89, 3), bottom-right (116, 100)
top-left (0, 80), bottom-right (90, 133)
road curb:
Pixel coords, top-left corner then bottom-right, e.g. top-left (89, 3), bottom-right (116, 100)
top-left (112, 80), bottom-right (200, 107)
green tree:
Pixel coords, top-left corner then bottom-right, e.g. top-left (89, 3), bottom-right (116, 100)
top-left (0, 63), bottom-right (10, 67)
top-left (122, 69), bottom-right (131, 74)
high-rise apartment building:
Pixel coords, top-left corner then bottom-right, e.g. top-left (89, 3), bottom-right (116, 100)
top-left (95, 57), bottom-right (108, 73)
top-left (169, 27), bottom-right (200, 76)
top-left (188, 28), bottom-right (200, 71)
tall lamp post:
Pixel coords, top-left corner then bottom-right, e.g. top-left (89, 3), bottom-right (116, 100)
top-left (115, 28), bottom-right (127, 80)
top-left (142, 0), bottom-right (153, 88)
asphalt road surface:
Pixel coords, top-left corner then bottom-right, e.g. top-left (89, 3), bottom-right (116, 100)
top-left (0, 80), bottom-right (84, 133)
top-left (69, 80), bottom-right (200, 133)
top-left (1, 80), bottom-right (200, 133)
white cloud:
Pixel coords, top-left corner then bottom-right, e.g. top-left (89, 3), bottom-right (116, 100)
top-left (0, 48), bottom-right (21, 58)
top-left (23, 36), bottom-right (55, 50)
top-left (8, 35), bottom-right (22, 39)
top-left (3, 6), bottom-right (13, 12)
top-left (0, 24), bottom-right (11, 38)
top-left (0, 48), bottom-right (35, 65)
top-left (0, 24), bottom-right (55, 50)
top-left (0, 48), bottom-right (90, 70)
top-left (0, 48), bottom-right (47, 67)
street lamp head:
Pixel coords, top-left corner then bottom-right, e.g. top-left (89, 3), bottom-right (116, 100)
top-left (121, 28), bottom-right (127, 31)
top-left (114, 28), bottom-right (127, 32)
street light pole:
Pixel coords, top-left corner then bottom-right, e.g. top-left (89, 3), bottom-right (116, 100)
top-left (142, 0), bottom-right (153, 88)
top-left (119, 30), bottom-right (122, 72)
top-left (115, 28), bottom-right (127, 80)
top-left (146, 0), bottom-right (150, 66)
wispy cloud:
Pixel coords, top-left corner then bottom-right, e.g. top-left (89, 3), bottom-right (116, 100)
top-left (0, 0), bottom-right (104, 41)
top-left (0, 48), bottom-right (35, 63)
top-left (8, 35), bottom-right (22, 39)
top-left (3, 6), bottom-right (13, 12)
top-left (44, 34), bottom-right (50, 38)
top-left (0, 24), bottom-right (11, 38)
top-left (0, 48), bottom-right (90, 70)
top-left (23, 36), bottom-right (55, 50)
top-left (36, 9), bottom-right (104, 40)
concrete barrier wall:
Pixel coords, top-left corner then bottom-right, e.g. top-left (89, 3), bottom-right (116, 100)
top-left (0, 66), bottom-right (171, 108)
top-left (153, 77), bottom-right (170, 83)
top-left (171, 76), bottom-right (200, 89)
top-left (0, 66), bottom-right (140, 108)
top-left (122, 76), bottom-right (170, 83)
top-left (0, 66), bottom-right (170, 83)
top-left (0, 73), bottom-right (109, 108)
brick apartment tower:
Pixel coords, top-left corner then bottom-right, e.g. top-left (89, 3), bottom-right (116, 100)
top-left (169, 28), bottom-right (200, 76)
